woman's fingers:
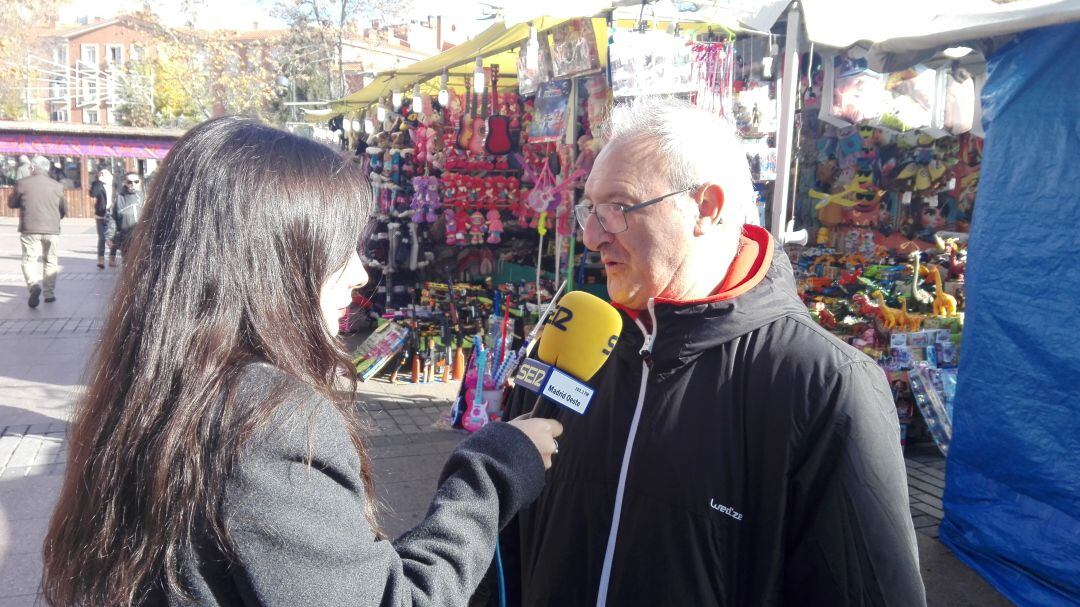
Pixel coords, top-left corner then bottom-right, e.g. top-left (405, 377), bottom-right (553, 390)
top-left (507, 417), bottom-right (564, 469)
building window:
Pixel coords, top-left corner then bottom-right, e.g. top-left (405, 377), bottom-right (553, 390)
top-left (50, 109), bottom-right (69, 122)
top-left (80, 74), bottom-right (99, 106)
top-left (106, 44), bottom-right (123, 65)
top-left (84, 108), bottom-right (100, 124)
top-left (80, 44), bottom-right (98, 66)
top-left (130, 44), bottom-right (144, 62)
top-left (53, 45), bottom-right (69, 68)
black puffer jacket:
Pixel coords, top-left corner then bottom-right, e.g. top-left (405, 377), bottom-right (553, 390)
top-left (495, 226), bottom-right (925, 606)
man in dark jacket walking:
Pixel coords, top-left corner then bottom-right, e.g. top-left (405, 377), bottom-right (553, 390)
top-left (89, 168), bottom-right (115, 269)
top-left (7, 156), bottom-right (66, 308)
top-left (488, 98), bottom-right (925, 606)
top-left (111, 172), bottom-right (144, 261)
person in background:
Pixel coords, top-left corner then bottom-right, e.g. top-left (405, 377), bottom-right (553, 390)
top-left (488, 97), bottom-right (925, 606)
top-left (110, 172), bottom-right (144, 264)
top-left (7, 155), bottom-right (66, 308)
top-left (15, 155), bottom-right (32, 180)
top-left (42, 116), bottom-right (561, 607)
top-left (89, 169), bottom-right (115, 270)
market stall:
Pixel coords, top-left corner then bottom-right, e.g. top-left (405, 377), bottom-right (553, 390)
top-left (327, 4), bottom-right (1080, 603)
top-left (326, 11), bottom-right (776, 433)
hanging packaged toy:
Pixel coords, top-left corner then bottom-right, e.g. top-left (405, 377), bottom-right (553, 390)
top-left (529, 79), bottom-right (573, 144)
top-left (549, 18), bottom-right (600, 79)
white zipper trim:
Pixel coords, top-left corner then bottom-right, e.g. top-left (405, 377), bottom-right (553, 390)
top-left (596, 299), bottom-right (657, 607)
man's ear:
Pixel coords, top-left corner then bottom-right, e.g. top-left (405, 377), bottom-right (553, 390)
top-left (694, 183), bottom-right (725, 236)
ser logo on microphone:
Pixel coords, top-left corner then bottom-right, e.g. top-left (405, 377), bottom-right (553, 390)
top-left (602, 334), bottom-right (617, 356)
top-left (546, 305), bottom-right (572, 331)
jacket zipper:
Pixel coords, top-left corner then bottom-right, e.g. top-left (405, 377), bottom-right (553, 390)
top-left (596, 298), bottom-right (657, 607)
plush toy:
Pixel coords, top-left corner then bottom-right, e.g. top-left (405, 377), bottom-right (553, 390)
top-left (409, 176), bottom-right (425, 222)
top-left (468, 211), bottom-right (486, 245)
top-left (423, 177), bottom-right (441, 223)
top-left (454, 209), bottom-right (470, 245)
top-left (413, 125), bottom-right (433, 164)
top-left (486, 209), bottom-right (503, 244)
top-left (444, 208), bottom-right (458, 246)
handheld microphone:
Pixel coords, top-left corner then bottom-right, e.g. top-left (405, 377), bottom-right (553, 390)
top-left (514, 290), bottom-right (622, 416)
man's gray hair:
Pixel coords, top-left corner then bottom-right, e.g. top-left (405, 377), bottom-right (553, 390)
top-left (31, 155), bottom-right (52, 175)
top-left (601, 97), bottom-right (757, 226)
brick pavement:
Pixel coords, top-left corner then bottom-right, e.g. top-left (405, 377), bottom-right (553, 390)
top-left (0, 218), bottom-right (1008, 606)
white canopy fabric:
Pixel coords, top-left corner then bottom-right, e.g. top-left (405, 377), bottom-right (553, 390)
top-left (733, 0), bottom-right (1080, 51)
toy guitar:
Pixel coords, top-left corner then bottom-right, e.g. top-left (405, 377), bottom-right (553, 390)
top-left (456, 76), bottom-right (474, 150)
top-left (463, 343), bottom-right (490, 432)
top-left (468, 67), bottom-right (489, 156)
top-left (485, 65), bottom-right (512, 155)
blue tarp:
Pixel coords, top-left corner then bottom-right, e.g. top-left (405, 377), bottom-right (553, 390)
top-left (939, 22), bottom-right (1080, 607)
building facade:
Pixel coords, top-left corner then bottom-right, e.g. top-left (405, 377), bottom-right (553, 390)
top-left (34, 16), bottom-right (156, 127)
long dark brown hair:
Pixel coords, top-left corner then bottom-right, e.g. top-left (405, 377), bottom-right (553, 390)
top-left (42, 116), bottom-right (377, 606)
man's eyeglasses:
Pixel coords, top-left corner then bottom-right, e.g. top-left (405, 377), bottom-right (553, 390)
top-left (125, 179), bottom-right (140, 185)
top-left (574, 185), bottom-right (698, 234)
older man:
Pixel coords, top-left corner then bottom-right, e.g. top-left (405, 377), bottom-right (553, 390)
top-left (491, 98), bottom-right (924, 606)
top-left (8, 156), bottom-right (66, 308)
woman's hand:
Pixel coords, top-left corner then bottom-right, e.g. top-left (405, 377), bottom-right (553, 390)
top-left (508, 413), bottom-right (563, 470)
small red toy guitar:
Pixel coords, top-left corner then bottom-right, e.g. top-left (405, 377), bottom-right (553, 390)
top-left (485, 65), bottom-right (512, 156)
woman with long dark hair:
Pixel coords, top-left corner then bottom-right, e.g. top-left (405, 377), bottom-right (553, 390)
top-left (41, 117), bottom-right (561, 606)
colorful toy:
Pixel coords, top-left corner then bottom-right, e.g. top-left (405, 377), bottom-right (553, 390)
top-left (927, 265), bottom-right (958, 317)
top-left (468, 211), bottom-right (486, 245)
top-left (897, 296), bottom-right (926, 332)
top-left (872, 291), bottom-right (903, 330)
top-left (486, 209), bottom-right (503, 244)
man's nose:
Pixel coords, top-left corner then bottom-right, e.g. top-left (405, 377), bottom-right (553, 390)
top-left (581, 213), bottom-right (611, 252)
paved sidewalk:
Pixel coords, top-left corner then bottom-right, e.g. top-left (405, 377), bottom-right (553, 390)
top-left (0, 218), bottom-right (1010, 606)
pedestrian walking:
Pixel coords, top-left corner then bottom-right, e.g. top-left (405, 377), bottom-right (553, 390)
top-left (110, 172), bottom-right (144, 263)
top-left (88, 168), bottom-right (115, 269)
top-left (7, 155), bottom-right (66, 308)
top-left (15, 155), bottom-right (32, 180)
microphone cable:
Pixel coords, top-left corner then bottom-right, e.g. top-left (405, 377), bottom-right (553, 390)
top-left (495, 540), bottom-right (508, 607)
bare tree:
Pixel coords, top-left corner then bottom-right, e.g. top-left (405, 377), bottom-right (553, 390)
top-left (272, 0), bottom-right (412, 101)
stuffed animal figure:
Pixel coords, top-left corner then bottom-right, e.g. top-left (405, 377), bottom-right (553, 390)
top-left (468, 211), bottom-right (486, 245)
top-left (409, 177), bottom-right (425, 222)
top-left (423, 177), bottom-right (441, 223)
top-left (444, 208), bottom-right (458, 246)
top-left (412, 126), bottom-right (431, 164)
top-left (454, 209), bottom-right (470, 245)
top-left (486, 209), bottom-right (503, 244)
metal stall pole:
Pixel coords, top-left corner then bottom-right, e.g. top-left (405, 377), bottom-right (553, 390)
top-left (769, 2), bottom-right (804, 244)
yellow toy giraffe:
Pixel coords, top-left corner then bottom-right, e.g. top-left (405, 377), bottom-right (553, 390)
top-left (898, 296), bottom-right (926, 332)
top-left (871, 291), bottom-right (902, 330)
top-left (927, 264), bottom-right (958, 317)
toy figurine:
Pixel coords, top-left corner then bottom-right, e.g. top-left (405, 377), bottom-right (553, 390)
top-left (468, 211), bottom-right (486, 245)
top-left (454, 209), bottom-right (470, 245)
top-left (486, 209), bottom-right (503, 244)
top-left (871, 291), bottom-right (903, 331)
top-left (927, 264), bottom-right (958, 317)
top-left (897, 296), bottom-right (925, 332)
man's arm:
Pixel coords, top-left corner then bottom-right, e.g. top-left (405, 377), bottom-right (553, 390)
top-left (784, 361), bottom-right (926, 607)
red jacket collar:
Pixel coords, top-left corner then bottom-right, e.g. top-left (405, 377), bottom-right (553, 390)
top-left (612, 225), bottom-right (775, 318)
